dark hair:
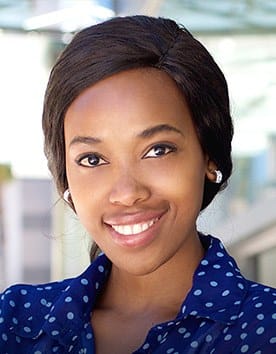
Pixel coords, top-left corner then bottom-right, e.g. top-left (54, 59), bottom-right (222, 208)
top-left (42, 15), bottom-right (233, 259)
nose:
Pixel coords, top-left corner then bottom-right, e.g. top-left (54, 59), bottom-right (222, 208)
top-left (109, 171), bottom-right (151, 206)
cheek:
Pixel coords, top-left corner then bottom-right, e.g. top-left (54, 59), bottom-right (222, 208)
top-left (148, 158), bottom-right (206, 197)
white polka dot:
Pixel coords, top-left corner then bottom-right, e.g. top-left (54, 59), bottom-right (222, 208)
top-left (143, 343), bottom-right (150, 349)
top-left (241, 344), bottom-right (249, 352)
top-left (51, 330), bottom-right (59, 336)
top-left (256, 326), bottom-right (264, 335)
top-left (206, 334), bottom-right (213, 342)
top-left (269, 337), bottom-right (276, 344)
top-left (205, 302), bottom-right (213, 308)
top-left (20, 289), bottom-right (27, 295)
top-left (24, 326), bottom-right (31, 333)
top-left (255, 302), bottom-right (263, 308)
top-left (257, 314), bottom-right (264, 320)
top-left (98, 265), bottom-right (104, 272)
top-left (217, 252), bottom-right (224, 257)
top-left (272, 313), bottom-right (276, 320)
top-left (178, 327), bottom-right (186, 334)
top-left (194, 289), bottom-right (202, 296)
top-left (240, 333), bottom-right (247, 340)
top-left (65, 296), bottom-right (72, 302)
top-left (81, 278), bottom-right (88, 285)
top-left (67, 312), bottom-right (74, 320)
top-left (166, 348), bottom-right (174, 354)
top-left (201, 260), bottom-right (208, 266)
top-left (210, 281), bottom-right (218, 287)
top-left (2, 333), bottom-right (8, 341)
top-left (238, 311), bottom-right (244, 318)
top-left (222, 290), bottom-right (230, 296)
top-left (224, 334), bottom-right (232, 341)
top-left (86, 333), bottom-right (93, 339)
top-left (191, 341), bottom-right (199, 348)
top-left (40, 299), bottom-right (47, 306)
top-left (83, 295), bottom-right (89, 303)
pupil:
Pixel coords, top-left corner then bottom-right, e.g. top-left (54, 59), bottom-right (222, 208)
top-left (88, 155), bottom-right (99, 165)
top-left (155, 146), bottom-right (165, 155)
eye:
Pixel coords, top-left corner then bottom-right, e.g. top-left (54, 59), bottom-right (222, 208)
top-left (144, 143), bottom-right (177, 158)
top-left (76, 153), bottom-right (108, 167)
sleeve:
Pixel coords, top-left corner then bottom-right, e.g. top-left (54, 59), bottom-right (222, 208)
top-left (233, 290), bottom-right (276, 353)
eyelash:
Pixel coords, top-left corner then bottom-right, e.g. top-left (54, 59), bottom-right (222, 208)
top-left (143, 143), bottom-right (177, 158)
top-left (76, 143), bottom-right (177, 168)
top-left (76, 153), bottom-right (108, 168)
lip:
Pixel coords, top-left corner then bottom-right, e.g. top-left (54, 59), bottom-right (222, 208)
top-left (104, 209), bottom-right (167, 248)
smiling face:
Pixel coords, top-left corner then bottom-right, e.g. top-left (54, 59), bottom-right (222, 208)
top-left (64, 68), bottom-right (214, 275)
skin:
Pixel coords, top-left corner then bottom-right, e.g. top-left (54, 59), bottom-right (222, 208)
top-left (64, 68), bottom-right (217, 353)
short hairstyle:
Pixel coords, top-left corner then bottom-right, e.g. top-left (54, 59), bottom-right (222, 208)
top-left (42, 15), bottom-right (233, 250)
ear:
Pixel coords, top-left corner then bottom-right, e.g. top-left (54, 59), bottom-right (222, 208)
top-left (206, 159), bottom-right (218, 183)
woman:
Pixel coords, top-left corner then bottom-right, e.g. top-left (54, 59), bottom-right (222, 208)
top-left (1, 15), bottom-right (275, 354)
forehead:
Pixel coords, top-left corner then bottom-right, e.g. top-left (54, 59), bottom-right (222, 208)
top-left (64, 68), bottom-right (194, 138)
top-left (66, 67), bottom-right (188, 113)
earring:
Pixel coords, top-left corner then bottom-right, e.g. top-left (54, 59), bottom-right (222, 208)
top-left (214, 170), bottom-right (223, 184)
top-left (63, 189), bottom-right (71, 203)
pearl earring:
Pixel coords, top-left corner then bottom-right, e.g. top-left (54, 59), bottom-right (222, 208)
top-left (63, 189), bottom-right (71, 203)
top-left (214, 170), bottom-right (223, 184)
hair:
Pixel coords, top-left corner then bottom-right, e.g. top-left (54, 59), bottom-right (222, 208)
top-left (42, 15), bottom-right (233, 260)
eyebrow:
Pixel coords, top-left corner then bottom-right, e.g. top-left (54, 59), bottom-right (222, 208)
top-left (69, 135), bottom-right (102, 147)
top-left (137, 124), bottom-right (184, 138)
top-left (69, 124), bottom-right (184, 147)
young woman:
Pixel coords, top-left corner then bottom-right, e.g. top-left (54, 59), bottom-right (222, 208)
top-left (1, 15), bottom-right (275, 354)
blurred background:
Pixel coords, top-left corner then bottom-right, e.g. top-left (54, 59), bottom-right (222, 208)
top-left (0, 0), bottom-right (275, 291)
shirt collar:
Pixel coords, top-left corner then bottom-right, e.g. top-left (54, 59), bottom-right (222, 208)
top-left (42, 253), bottom-right (111, 346)
top-left (179, 234), bottom-right (248, 325)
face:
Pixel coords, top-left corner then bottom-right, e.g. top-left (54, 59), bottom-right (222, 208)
top-left (64, 68), bottom-right (214, 275)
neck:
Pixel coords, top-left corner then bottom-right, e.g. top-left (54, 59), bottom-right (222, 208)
top-left (97, 233), bottom-right (204, 318)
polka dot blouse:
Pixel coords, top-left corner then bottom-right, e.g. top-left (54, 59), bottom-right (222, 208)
top-left (1, 235), bottom-right (276, 353)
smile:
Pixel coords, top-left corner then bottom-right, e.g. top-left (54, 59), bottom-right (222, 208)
top-left (110, 216), bottom-right (160, 236)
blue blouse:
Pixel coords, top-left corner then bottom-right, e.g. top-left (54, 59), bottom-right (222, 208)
top-left (1, 234), bottom-right (276, 354)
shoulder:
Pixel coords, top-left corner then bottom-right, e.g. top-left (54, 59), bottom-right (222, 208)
top-left (0, 278), bottom-right (72, 342)
top-left (1, 278), bottom-right (72, 309)
top-left (241, 279), bottom-right (276, 322)
top-left (231, 280), bottom-right (276, 352)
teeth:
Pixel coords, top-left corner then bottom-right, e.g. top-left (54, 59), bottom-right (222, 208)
top-left (111, 217), bottom-right (158, 236)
